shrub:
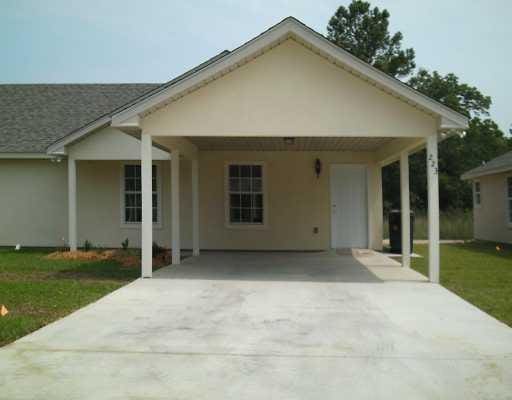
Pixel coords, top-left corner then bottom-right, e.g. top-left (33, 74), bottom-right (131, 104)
top-left (121, 238), bottom-right (129, 251)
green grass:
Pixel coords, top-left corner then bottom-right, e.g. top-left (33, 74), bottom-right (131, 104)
top-left (0, 248), bottom-right (139, 347)
top-left (411, 241), bottom-right (512, 326)
top-left (384, 210), bottom-right (473, 240)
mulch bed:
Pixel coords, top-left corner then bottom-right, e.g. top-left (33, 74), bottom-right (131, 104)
top-left (45, 249), bottom-right (171, 268)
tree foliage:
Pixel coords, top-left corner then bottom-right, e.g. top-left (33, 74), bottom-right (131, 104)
top-left (327, 0), bottom-right (511, 213)
top-left (327, 0), bottom-right (415, 77)
top-left (383, 71), bottom-right (510, 212)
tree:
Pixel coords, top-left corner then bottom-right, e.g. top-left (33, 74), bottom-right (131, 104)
top-left (327, 0), bottom-right (415, 77)
top-left (408, 69), bottom-right (491, 118)
top-left (383, 69), bottom-right (510, 212)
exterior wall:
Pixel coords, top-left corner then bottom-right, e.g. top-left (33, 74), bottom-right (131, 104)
top-left (76, 160), bottom-right (192, 249)
top-left (143, 39), bottom-right (437, 138)
top-left (198, 151), bottom-right (382, 251)
top-left (0, 160), bottom-right (68, 246)
top-left (473, 172), bottom-right (512, 244)
top-left (0, 151), bottom-right (383, 250)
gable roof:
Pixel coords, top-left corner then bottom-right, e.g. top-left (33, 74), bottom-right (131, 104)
top-left (461, 151), bottom-right (512, 180)
top-left (2, 17), bottom-right (469, 155)
top-left (109, 17), bottom-right (468, 132)
top-left (0, 84), bottom-right (159, 153)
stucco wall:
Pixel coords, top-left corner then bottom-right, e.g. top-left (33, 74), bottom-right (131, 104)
top-left (197, 151), bottom-right (382, 250)
top-left (142, 39), bottom-right (437, 138)
top-left (0, 160), bottom-right (68, 246)
top-left (473, 172), bottom-right (512, 244)
top-left (0, 152), bottom-right (383, 250)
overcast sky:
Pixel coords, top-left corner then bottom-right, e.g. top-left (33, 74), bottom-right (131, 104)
top-left (1, 0), bottom-right (510, 133)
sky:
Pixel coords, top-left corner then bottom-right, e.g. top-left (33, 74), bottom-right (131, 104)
top-left (1, 0), bottom-right (510, 133)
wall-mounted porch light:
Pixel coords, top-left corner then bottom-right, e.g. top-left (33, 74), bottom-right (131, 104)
top-left (315, 158), bottom-right (322, 178)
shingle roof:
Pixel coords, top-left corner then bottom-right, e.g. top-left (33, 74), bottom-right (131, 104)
top-left (0, 84), bottom-right (160, 153)
top-left (461, 150), bottom-right (512, 180)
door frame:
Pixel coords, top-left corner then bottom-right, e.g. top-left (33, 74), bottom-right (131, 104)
top-left (329, 163), bottom-right (370, 249)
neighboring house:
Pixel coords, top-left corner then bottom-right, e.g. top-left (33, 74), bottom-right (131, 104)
top-left (0, 17), bottom-right (468, 281)
top-left (461, 151), bottom-right (512, 244)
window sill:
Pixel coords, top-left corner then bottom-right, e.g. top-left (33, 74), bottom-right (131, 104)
top-left (121, 223), bottom-right (163, 230)
top-left (225, 223), bottom-right (269, 230)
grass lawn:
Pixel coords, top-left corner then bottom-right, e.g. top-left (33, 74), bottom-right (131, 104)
top-left (412, 241), bottom-right (512, 327)
top-left (0, 248), bottom-right (140, 347)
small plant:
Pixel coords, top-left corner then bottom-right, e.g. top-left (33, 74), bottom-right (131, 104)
top-left (83, 240), bottom-right (93, 252)
top-left (121, 238), bottom-right (130, 251)
top-left (152, 242), bottom-right (165, 256)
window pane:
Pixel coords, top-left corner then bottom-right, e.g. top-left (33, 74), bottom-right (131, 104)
top-left (136, 208), bottom-right (142, 222)
top-left (240, 165), bottom-right (251, 177)
top-left (230, 194), bottom-right (241, 208)
top-left (229, 178), bottom-right (240, 192)
top-left (152, 207), bottom-right (157, 223)
top-left (125, 194), bottom-right (136, 207)
top-left (230, 208), bottom-right (241, 223)
top-left (152, 193), bottom-right (157, 208)
top-left (252, 194), bottom-right (263, 208)
top-left (229, 165), bottom-right (240, 178)
top-left (125, 178), bottom-right (136, 191)
top-left (241, 208), bottom-right (251, 222)
top-left (508, 178), bottom-right (512, 197)
top-left (252, 208), bottom-right (263, 223)
top-left (125, 165), bottom-right (136, 178)
top-left (509, 199), bottom-right (512, 222)
top-left (241, 194), bottom-right (251, 208)
top-left (135, 178), bottom-right (141, 192)
top-left (252, 165), bottom-right (262, 178)
top-left (240, 178), bottom-right (251, 192)
top-left (252, 178), bottom-right (262, 193)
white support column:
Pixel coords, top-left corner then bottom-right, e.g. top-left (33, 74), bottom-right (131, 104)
top-left (141, 133), bottom-right (153, 278)
top-left (67, 157), bottom-right (77, 251)
top-left (367, 163), bottom-right (383, 250)
top-left (427, 134), bottom-right (440, 283)
top-left (171, 150), bottom-right (181, 264)
top-left (192, 158), bottom-right (200, 256)
top-left (400, 151), bottom-right (411, 268)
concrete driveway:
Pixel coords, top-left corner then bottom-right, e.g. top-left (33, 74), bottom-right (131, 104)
top-left (1, 251), bottom-right (511, 399)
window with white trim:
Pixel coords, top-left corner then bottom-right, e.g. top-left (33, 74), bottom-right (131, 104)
top-left (228, 164), bottom-right (264, 224)
top-left (474, 181), bottom-right (481, 207)
top-left (507, 177), bottom-right (512, 224)
top-left (123, 164), bottom-right (158, 224)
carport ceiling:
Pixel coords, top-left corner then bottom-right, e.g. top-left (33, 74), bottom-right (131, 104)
top-left (187, 137), bottom-right (394, 151)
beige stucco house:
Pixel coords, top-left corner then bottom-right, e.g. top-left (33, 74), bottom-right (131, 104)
top-left (461, 151), bottom-right (512, 244)
top-left (0, 17), bottom-right (468, 282)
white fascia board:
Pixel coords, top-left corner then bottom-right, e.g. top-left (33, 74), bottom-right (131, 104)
top-left (46, 117), bottom-right (110, 154)
top-left (111, 17), bottom-right (469, 131)
top-left (461, 166), bottom-right (512, 180)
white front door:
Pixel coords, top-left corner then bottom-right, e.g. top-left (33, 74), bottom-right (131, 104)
top-left (330, 164), bottom-right (368, 249)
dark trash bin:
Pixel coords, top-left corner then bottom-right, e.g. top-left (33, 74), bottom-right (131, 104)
top-left (389, 210), bottom-right (414, 254)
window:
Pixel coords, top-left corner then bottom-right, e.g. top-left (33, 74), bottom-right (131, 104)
top-left (123, 164), bottom-right (158, 224)
top-left (227, 164), bottom-right (264, 225)
top-left (507, 177), bottom-right (512, 224)
top-left (474, 181), bottom-right (481, 207)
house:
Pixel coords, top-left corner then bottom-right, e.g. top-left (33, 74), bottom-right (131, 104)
top-left (0, 17), bottom-right (468, 281)
top-left (461, 151), bottom-right (512, 244)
